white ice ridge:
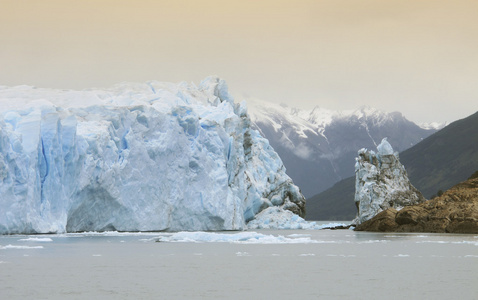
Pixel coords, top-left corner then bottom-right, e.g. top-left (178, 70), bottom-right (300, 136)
top-left (246, 206), bottom-right (348, 230)
top-left (18, 237), bottom-right (53, 242)
top-left (0, 76), bottom-right (305, 234)
top-left (154, 231), bottom-right (319, 244)
top-left (0, 245), bottom-right (44, 250)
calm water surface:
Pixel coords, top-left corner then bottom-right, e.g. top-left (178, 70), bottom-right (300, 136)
top-left (1, 229), bottom-right (477, 299)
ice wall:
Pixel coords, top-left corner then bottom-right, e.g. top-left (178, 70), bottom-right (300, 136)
top-left (0, 77), bottom-right (305, 234)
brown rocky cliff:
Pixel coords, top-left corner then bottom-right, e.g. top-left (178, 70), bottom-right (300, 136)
top-left (355, 177), bottom-right (478, 233)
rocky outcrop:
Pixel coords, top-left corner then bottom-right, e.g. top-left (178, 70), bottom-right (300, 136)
top-left (355, 177), bottom-right (478, 233)
top-left (353, 138), bottom-right (426, 224)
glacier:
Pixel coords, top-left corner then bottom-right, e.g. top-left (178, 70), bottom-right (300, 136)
top-left (354, 138), bottom-right (426, 224)
top-left (0, 77), bottom-right (305, 234)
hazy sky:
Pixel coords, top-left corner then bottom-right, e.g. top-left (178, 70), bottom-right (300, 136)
top-left (1, 0), bottom-right (477, 124)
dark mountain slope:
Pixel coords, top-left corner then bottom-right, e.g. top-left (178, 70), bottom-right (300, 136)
top-left (400, 111), bottom-right (478, 197)
top-left (306, 111), bottom-right (478, 220)
top-left (306, 177), bottom-right (355, 221)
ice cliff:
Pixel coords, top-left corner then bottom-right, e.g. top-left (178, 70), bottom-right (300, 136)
top-left (0, 77), bottom-right (305, 234)
top-left (354, 138), bottom-right (425, 224)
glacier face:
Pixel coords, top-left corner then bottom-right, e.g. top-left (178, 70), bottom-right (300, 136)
top-left (0, 77), bottom-right (305, 234)
top-left (354, 138), bottom-right (425, 224)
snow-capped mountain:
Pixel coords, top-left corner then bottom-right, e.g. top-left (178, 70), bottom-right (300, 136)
top-left (0, 77), bottom-right (305, 234)
top-left (248, 98), bottom-right (441, 197)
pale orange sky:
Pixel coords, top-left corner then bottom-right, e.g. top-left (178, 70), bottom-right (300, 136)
top-left (1, 0), bottom-right (477, 123)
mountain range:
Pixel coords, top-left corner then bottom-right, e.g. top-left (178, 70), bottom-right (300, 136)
top-left (247, 99), bottom-right (442, 198)
top-left (306, 111), bottom-right (478, 220)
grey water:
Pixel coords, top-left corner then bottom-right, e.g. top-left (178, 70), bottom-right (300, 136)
top-left (1, 229), bottom-right (477, 300)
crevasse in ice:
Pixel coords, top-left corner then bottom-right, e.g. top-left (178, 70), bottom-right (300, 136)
top-left (0, 77), bottom-right (305, 234)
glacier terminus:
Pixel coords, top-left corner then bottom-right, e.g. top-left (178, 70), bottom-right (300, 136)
top-left (0, 77), bottom-right (305, 234)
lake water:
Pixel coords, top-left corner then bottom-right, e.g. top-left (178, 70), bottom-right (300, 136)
top-left (1, 228), bottom-right (477, 299)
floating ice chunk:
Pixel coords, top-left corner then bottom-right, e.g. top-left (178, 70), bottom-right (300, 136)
top-left (0, 245), bottom-right (44, 249)
top-left (357, 240), bottom-right (389, 244)
top-left (287, 234), bottom-right (311, 238)
top-left (247, 206), bottom-right (315, 229)
top-left (18, 238), bottom-right (53, 242)
top-left (155, 231), bottom-right (319, 244)
top-left (247, 206), bottom-right (348, 230)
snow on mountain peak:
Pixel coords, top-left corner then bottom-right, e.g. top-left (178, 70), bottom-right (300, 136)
top-left (353, 105), bottom-right (379, 118)
top-left (349, 105), bottom-right (389, 121)
top-left (246, 98), bottom-right (317, 140)
top-left (247, 100), bottom-right (420, 141)
top-left (419, 121), bottom-right (448, 130)
top-left (307, 106), bottom-right (337, 129)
